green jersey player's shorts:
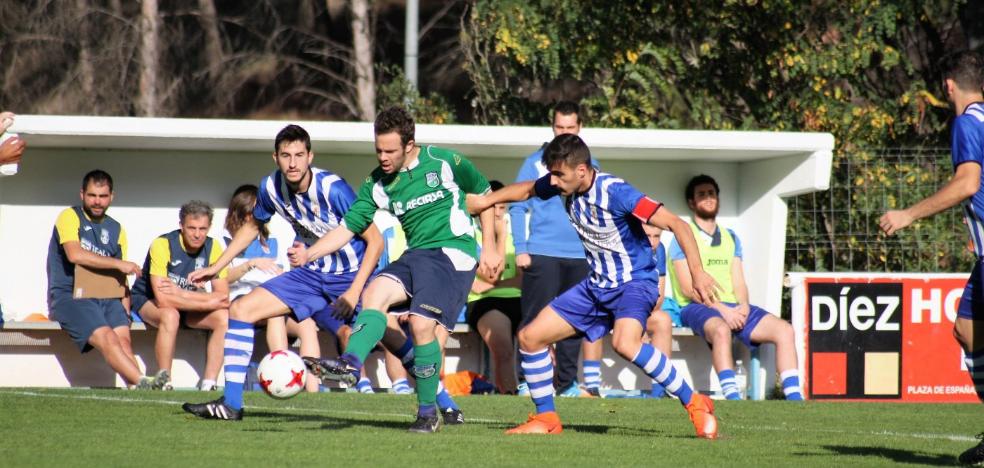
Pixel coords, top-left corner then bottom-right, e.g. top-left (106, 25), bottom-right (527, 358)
top-left (379, 248), bottom-right (477, 330)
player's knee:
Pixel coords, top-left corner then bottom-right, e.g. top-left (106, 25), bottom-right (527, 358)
top-left (515, 327), bottom-right (539, 352)
top-left (709, 324), bottom-right (731, 347)
top-left (229, 300), bottom-right (250, 322)
top-left (159, 308), bottom-right (181, 332)
top-left (647, 312), bottom-right (671, 333)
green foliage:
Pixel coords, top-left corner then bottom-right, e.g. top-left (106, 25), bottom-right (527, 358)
top-left (376, 66), bottom-right (457, 124)
top-left (463, 0), bottom-right (975, 273)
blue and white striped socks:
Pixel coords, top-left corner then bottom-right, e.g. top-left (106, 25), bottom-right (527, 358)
top-left (391, 378), bottom-right (412, 394)
top-left (356, 377), bottom-right (375, 394)
top-left (583, 360), bottom-right (601, 392)
top-left (520, 348), bottom-right (555, 413)
top-left (966, 349), bottom-right (984, 402)
top-left (222, 319), bottom-right (255, 410)
top-left (632, 343), bottom-right (693, 405)
top-left (781, 369), bottom-right (803, 400)
top-left (717, 369), bottom-right (741, 400)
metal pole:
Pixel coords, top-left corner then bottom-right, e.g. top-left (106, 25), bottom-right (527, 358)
top-left (404, 0), bottom-right (419, 88)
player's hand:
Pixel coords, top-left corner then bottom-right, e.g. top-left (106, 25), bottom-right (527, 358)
top-left (717, 304), bottom-right (745, 330)
top-left (465, 193), bottom-right (491, 215)
top-left (878, 210), bottom-right (913, 236)
top-left (117, 260), bottom-right (142, 278)
top-left (188, 265), bottom-right (218, 286)
top-left (691, 270), bottom-right (722, 305)
top-left (478, 248), bottom-right (504, 282)
top-left (157, 278), bottom-right (177, 296)
top-left (736, 303), bottom-right (750, 319)
top-left (515, 253), bottom-right (531, 269)
top-left (0, 112), bottom-right (14, 133)
top-left (251, 257), bottom-right (283, 275)
top-left (287, 241), bottom-right (309, 267)
top-left (0, 134), bottom-right (25, 165)
top-left (332, 288), bottom-right (359, 319)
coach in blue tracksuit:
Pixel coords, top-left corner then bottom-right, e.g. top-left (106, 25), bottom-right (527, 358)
top-left (509, 101), bottom-right (599, 396)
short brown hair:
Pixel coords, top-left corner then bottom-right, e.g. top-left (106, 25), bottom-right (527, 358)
top-left (374, 106), bottom-right (416, 146)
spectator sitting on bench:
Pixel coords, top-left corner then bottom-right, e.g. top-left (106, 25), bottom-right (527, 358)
top-left (130, 200), bottom-right (230, 391)
top-left (668, 174), bottom-right (802, 400)
top-left (46, 169), bottom-right (167, 389)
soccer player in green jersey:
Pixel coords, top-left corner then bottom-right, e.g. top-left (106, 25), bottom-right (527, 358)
top-left (298, 106), bottom-right (502, 433)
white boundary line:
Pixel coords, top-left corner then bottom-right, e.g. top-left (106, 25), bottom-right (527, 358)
top-left (0, 389), bottom-right (976, 442)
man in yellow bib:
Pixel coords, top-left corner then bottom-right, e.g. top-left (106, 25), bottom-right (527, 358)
top-left (669, 175), bottom-right (802, 400)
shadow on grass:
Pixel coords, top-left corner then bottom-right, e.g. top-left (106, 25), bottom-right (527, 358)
top-left (247, 410), bottom-right (411, 431)
top-left (799, 445), bottom-right (955, 466)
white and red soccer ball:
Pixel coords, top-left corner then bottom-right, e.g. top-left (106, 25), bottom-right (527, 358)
top-left (257, 349), bottom-right (307, 399)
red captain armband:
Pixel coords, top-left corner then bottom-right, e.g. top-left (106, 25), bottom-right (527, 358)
top-left (631, 197), bottom-right (662, 222)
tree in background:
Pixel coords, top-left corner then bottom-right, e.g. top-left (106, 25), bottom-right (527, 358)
top-left (460, 0), bottom-right (981, 272)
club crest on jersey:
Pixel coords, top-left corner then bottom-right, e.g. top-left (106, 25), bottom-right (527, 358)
top-left (195, 257), bottom-right (206, 270)
top-left (100, 229), bottom-right (109, 244)
top-left (426, 172), bottom-right (440, 188)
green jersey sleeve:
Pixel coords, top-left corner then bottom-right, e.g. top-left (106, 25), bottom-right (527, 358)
top-left (451, 153), bottom-right (491, 195)
top-left (343, 175), bottom-right (380, 234)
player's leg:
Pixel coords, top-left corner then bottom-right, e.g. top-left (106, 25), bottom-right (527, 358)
top-left (183, 269), bottom-right (317, 419)
top-left (957, 262), bottom-right (984, 466)
top-left (476, 308), bottom-right (519, 394)
top-left (613, 279), bottom-right (716, 439)
top-left (184, 307), bottom-right (230, 389)
top-left (580, 338), bottom-right (603, 397)
top-left (306, 275), bottom-right (407, 384)
top-left (384, 349), bottom-right (411, 393)
top-left (89, 327), bottom-right (144, 385)
top-left (378, 316), bottom-right (462, 421)
top-left (135, 300), bottom-right (181, 378)
top-left (645, 309), bottom-right (673, 398)
top-left (284, 317), bottom-right (322, 392)
top-left (746, 307), bottom-right (802, 400)
top-left (505, 305), bottom-right (579, 434)
top-left (554, 257), bottom-right (590, 396)
top-left (681, 303), bottom-right (741, 400)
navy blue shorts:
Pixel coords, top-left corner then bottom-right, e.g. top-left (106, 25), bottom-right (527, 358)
top-left (49, 294), bottom-right (130, 353)
top-left (379, 248), bottom-right (476, 330)
top-left (957, 258), bottom-right (984, 320)
top-left (680, 302), bottom-right (770, 349)
top-left (260, 267), bottom-right (359, 335)
top-left (549, 277), bottom-right (661, 342)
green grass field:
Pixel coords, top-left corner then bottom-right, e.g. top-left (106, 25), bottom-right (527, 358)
top-left (0, 388), bottom-right (980, 467)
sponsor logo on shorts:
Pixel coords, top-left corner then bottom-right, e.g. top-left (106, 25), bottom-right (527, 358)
top-left (419, 304), bottom-right (443, 314)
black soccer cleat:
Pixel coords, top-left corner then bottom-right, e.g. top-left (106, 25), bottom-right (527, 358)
top-left (182, 397), bottom-right (243, 421)
top-left (959, 433), bottom-right (984, 466)
top-left (303, 356), bottom-right (358, 386)
top-left (408, 414), bottom-right (440, 433)
top-left (442, 408), bottom-right (464, 425)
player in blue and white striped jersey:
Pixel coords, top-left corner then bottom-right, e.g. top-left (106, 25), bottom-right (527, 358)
top-left (879, 50), bottom-right (984, 466)
top-left (182, 124), bottom-right (383, 421)
top-left (468, 133), bottom-right (722, 438)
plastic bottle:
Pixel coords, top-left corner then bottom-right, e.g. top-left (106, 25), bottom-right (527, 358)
top-left (734, 360), bottom-right (748, 400)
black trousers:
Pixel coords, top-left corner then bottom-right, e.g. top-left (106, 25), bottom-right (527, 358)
top-left (518, 254), bottom-right (591, 392)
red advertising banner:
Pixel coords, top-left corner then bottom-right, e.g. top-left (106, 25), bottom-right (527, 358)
top-left (791, 274), bottom-right (977, 402)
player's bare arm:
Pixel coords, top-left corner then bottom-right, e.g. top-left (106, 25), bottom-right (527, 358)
top-left (333, 223), bottom-right (384, 319)
top-left (189, 220), bottom-right (260, 284)
top-left (478, 201), bottom-right (503, 281)
top-left (467, 181), bottom-right (536, 215)
top-left (150, 275), bottom-right (230, 311)
top-left (648, 205), bottom-right (721, 304)
top-left (880, 161), bottom-right (980, 236)
top-left (290, 223), bottom-right (357, 267)
top-left (63, 240), bottom-right (142, 277)
top-left (730, 257), bottom-right (751, 319)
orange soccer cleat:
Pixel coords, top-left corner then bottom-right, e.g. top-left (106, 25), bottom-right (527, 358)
top-left (505, 411), bottom-right (564, 434)
top-left (685, 393), bottom-right (718, 439)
